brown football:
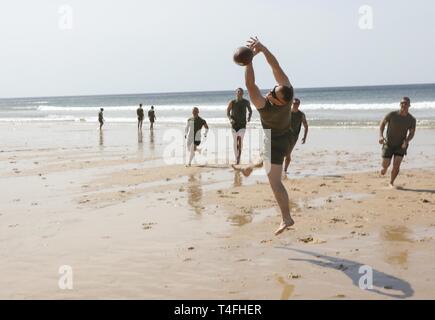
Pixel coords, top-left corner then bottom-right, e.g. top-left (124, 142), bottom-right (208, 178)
top-left (233, 46), bottom-right (254, 66)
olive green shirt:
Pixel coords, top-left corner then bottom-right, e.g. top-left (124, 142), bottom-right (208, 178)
top-left (384, 110), bottom-right (416, 147)
top-left (258, 99), bottom-right (291, 137)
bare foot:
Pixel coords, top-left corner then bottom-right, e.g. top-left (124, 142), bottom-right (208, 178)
top-left (380, 168), bottom-right (387, 175)
top-left (274, 218), bottom-right (295, 236)
top-left (232, 164), bottom-right (253, 177)
top-left (389, 183), bottom-right (395, 189)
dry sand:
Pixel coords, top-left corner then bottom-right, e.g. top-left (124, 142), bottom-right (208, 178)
top-left (0, 122), bottom-right (434, 299)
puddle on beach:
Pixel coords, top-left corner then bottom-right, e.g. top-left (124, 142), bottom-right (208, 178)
top-left (276, 275), bottom-right (295, 300)
top-left (227, 202), bottom-right (299, 227)
top-left (381, 226), bottom-right (413, 243)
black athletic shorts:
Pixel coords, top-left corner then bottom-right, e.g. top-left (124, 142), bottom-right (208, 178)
top-left (232, 123), bottom-right (246, 133)
top-left (382, 144), bottom-right (407, 158)
top-left (263, 131), bottom-right (292, 165)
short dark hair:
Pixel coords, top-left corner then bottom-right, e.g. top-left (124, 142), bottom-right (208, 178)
top-left (139, 103), bottom-right (142, 107)
top-left (402, 97), bottom-right (410, 104)
top-left (100, 108), bottom-right (104, 111)
top-left (293, 98), bottom-right (300, 104)
top-left (237, 88), bottom-right (244, 93)
top-left (281, 85), bottom-right (294, 103)
top-left (151, 106), bottom-right (154, 109)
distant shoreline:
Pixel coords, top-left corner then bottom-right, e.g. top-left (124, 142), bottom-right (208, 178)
top-left (1, 82), bottom-right (435, 101)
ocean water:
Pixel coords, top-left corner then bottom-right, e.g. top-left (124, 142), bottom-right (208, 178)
top-left (1, 84), bottom-right (434, 128)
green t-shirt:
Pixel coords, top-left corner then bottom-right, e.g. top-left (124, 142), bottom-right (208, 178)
top-left (384, 110), bottom-right (416, 147)
top-left (230, 98), bottom-right (251, 127)
top-left (289, 110), bottom-right (305, 137)
top-left (258, 99), bottom-right (291, 137)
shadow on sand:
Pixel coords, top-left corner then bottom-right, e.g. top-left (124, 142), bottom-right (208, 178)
top-left (276, 247), bottom-right (414, 299)
top-left (396, 187), bottom-right (435, 194)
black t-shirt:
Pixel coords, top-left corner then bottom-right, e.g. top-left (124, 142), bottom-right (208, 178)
top-left (290, 110), bottom-right (305, 137)
top-left (148, 110), bottom-right (155, 121)
top-left (137, 108), bottom-right (144, 119)
top-left (187, 116), bottom-right (207, 141)
top-left (230, 98), bottom-right (251, 127)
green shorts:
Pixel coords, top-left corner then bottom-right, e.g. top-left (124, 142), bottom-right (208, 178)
top-left (263, 131), bottom-right (292, 165)
top-left (382, 144), bottom-right (407, 159)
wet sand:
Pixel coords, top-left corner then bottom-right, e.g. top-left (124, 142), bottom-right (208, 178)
top-left (0, 122), bottom-right (434, 299)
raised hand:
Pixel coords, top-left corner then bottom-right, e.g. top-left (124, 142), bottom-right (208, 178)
top-left (247, 36), bottom-right (265, 56)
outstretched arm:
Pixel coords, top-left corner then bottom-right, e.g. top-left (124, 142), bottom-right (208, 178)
top-left (248, 37), bottom-right (291, 87)
top-left (245, 63), bottom-right (266, 109)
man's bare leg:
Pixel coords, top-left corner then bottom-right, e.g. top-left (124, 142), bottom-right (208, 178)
top-left (236, 136), bottom-right (242, 164)
top-left (390, 155), bottom-right (403, 187)
top-left (267, 163), bottom-right (294, 235)
top-left (381, 158), bottom-right (391, 175)
top-left (187, 143), bottom-right (195, 166)
top-left (232, 159), bottom-right (263, 177)
top-left (284, 152), bottom-right (291, 173)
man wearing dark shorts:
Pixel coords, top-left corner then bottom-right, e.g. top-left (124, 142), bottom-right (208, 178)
top-left (379, 97), bottom-right (416, 187)
top-left (148, 106), bottom-right (156, 130)
top-left (185, 107), bottom-right (209, 166)
top-left (137, 104), bottom-right (144, 131)
top-left (284, 98), bottom-right (308, 173)
top-left (233, 37), bottom-right (295, 236)
top-left (227, 88), bottom-right (252, 164)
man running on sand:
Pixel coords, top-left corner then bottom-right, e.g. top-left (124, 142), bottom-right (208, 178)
top-left (379, 97), bottom-right (416, 188)
top-left (283, 98), bottom-right (308, 173)
top-left (185, 107), bottom-right (209, 166)
top-left (234, 37), bottom-right (295, 235)
top-left (227, 88), bottom-right (252, 164)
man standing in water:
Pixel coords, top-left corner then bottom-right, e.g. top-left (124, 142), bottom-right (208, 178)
top-left (227, 88), bottom-right (252, 164)
top-left (148, 106), bottom-right (156, 129)
top-left (185, 107), bottom-right (209, 166)
top-left (137, 104), bottom-right (144, 131)
top-left (283, 98), bottom-right (308, 173)
top-left (236, 37), bottom-right (295, 235)
top-left (98, 108), bottom-right (104, 130)
top-left (379, 97), bottom-right (416, 188)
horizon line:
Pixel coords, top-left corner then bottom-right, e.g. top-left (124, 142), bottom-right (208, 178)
top-left (1, 82), bottom-right (435, 101)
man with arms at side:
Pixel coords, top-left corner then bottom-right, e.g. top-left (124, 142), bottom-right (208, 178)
top-left (148, 106), bottom-right (156, 130)
top-left (227, 88), bottom-right (252, 164)
top-left (137, 104), bottom-right (144, 131)
top-left (98, 108), bottom-right (104, 130)
top-left (379, 97), bottom-right (416, 188)
top-left (284, 98), bottom-right (308, 173)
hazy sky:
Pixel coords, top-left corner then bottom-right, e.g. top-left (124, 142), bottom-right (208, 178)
top-left (1, 0), bottom-right (434, 98)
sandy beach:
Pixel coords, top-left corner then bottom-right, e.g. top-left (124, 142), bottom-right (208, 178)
top-left (0, 122), bottom-right (434, 299)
